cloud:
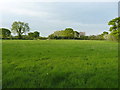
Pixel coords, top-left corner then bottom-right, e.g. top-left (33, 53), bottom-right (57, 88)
top-left (7, 8), bottom-right (50, 17)
top-left (30, 19), bottom-right (108, 36)
top-left (0, 2), bottom-right (117, 37)
top-left (0, 2), bottom-right (52, 18)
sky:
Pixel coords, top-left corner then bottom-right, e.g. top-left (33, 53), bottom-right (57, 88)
top-left (0, 0), bottom-right (118, 37)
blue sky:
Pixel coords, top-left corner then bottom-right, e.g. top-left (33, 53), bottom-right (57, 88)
top-left (0, 1), bottom-right (118, 36)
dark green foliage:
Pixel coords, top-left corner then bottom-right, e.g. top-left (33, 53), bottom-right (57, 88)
top-left (11, 21), bottom-right (30, 39)
top-left (34, 31), bottom-right (40, 38)
top-left (39, 37), bottom-right (48, 40)
top-left (28, 32), bottom-right (34, 39)
top-left (28, 31), bottom-right (40, 39)
top-left (80, 36), bottom-right (89, 40)
top-left (74, 31), bottom-right (79, 38)
top-left (0, 28), bottom-right (11, 38)
top-left (102, 31), bottom-right (109, 35)
top-left (21, 35), bottom-right (30, 40)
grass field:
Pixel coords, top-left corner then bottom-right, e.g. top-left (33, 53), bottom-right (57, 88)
top-left (2, 40), bottom-right (118, 88)
top-left (0, 40), bottom-right (2, 89)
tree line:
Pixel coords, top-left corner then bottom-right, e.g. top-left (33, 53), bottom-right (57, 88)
top-left (0, 17), bottom-right (119, 41)
top-left (0, 21), bottom-right (41, 40)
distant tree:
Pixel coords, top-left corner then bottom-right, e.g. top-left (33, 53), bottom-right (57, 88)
top-left (28, 32), bottom-right (34, 39)
top-left (48, 34), bottom-right (55, 39)
top-left (11, 21), bottom-right (30, 39)
top-left (80, 36), bottom-right (88, 40)
top-left (101, 31), bottom-right (109, 36)
top-left (99, 31), bottom-right (109, 40)
top-left (0, 28), bottom-right (11, 38)
top-left (34, 31), bottom-right (40, 38)
top-left (65, 28), bottom-right (73, 31)
top-left (96, 35), bottom-right (104, 40)
top-left (88, 35), bottom-right (97, 40)
top-left (64, 28), bottom-right (74, 39)
top-left (21, 35), bottom-right (29, 40)
top-left (28, 31), bottom-right (40, 39)
top-left (74, 31), bottom-right (79, 38)
top-left (39, 37), bottom-right (48, 40)
top-left (108, 17), bottom-right (120, 41)
top-left (48, 28), bottom-right (80, 39)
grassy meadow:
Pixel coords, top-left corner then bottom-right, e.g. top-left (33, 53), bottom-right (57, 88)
top-left (2, 40), bottom-right (118, 88)
top-left (0, 40), bottom-right (2, 89)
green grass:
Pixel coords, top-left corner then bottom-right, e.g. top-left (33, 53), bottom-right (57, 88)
top-left (2, 40), bottom-right (118, 88)
top-left (0, 40), bottom-right (2, 89)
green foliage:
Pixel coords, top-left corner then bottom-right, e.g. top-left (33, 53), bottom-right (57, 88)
top-left (110, 30), bottom-right (119, 40)
top-left (79, 36), bottom-right (88, 40)
top-left (28, 32), bottom-right (34, 37)
top-left (0, 28), bottom-right (11, 38)
top-left (48, 28), bottom-right (77, 39)
top-left (11, 21), bottom-right (30, 39)
top-left (21, 35), bottom-right (30, 40)
top-left (64, 28), bottom-right (74, 38)
top-left (2, 40), bottom-right (118, 88)
top-left (74, 31), bottom-right (79, 38)
top-left (101, 31), bottom-right (109, 36)
top-left (28, 31), bottom-right (40, 39)
top-left (48, 34), bottom-right (55, 39)
top-left (107, 34), bottom-right (118, 42)
top-left (108, 17), bottom-right (120, 31)
top-left (108, 17), bottom-right (120, 41)
top-left (34, 31), bottom-right (40, 38)
top-left (39, 37), bottom-right (48, 40)
top-left (88, 35), bottom-right (104, 40)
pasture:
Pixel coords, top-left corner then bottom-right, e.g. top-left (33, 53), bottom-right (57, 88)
top-left (2, 40), bottom-right (118, 88)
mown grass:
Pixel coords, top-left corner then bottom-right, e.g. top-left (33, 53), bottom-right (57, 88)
top-left (2, 40), bottom-right (118, 88)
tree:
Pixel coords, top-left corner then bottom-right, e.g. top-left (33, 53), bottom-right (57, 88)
top-left (28, 31), bottom-right (40, 39)
top-left (0, 28), bottom-right (11, 38)
top-left (88, 35), bottom-right (97, 40)
top-left (74, 31), bottom-right (79, 38)
top-left (11, 21), bottom-right (30, 39)
top-left (64, 28), bottom-right (74, 39)
top-left (80, 36), bottom-right (88, 40)
top-left (102, 31), bottom-right (109, 36)
top-left (108, 17), bottom-right (120, 41)
top-left (34, 31), bottom-right (40, 38)
top-left (48, 34), bottom-right (55, 39)
top-left (100, 31), bottom-right (109, 40)
top-left (48, 28), bottom-right (81, 39)
top-left (28, 32), bottom-right (34, 39)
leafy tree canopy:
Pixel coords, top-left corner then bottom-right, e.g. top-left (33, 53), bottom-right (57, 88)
top-left (11, 21), bottom-right (30, 39)
top-left (48, 28), bottom-right (77, 39)
top-left (108, 17), bottom-right (120, 40)
top-left (0, 28), bottom-right (11, 38)
top-left (28, 31), bottom-right (40, 39)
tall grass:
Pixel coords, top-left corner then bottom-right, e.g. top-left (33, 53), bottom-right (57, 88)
top-left (2, 40), bottom-right (118, 88)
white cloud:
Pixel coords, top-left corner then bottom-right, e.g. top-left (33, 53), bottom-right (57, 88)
top-left (4, 8), bottom-right (50, 17)
top-left (0, 2), bottom-right (53, 18)
top-left (43, 19), bottom-right (108, 33)
top-left (0, 1), bottom-right (117, 36)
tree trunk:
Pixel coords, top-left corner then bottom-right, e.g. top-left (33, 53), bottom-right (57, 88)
top-left (18, 33), bottom-right (22, 39)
